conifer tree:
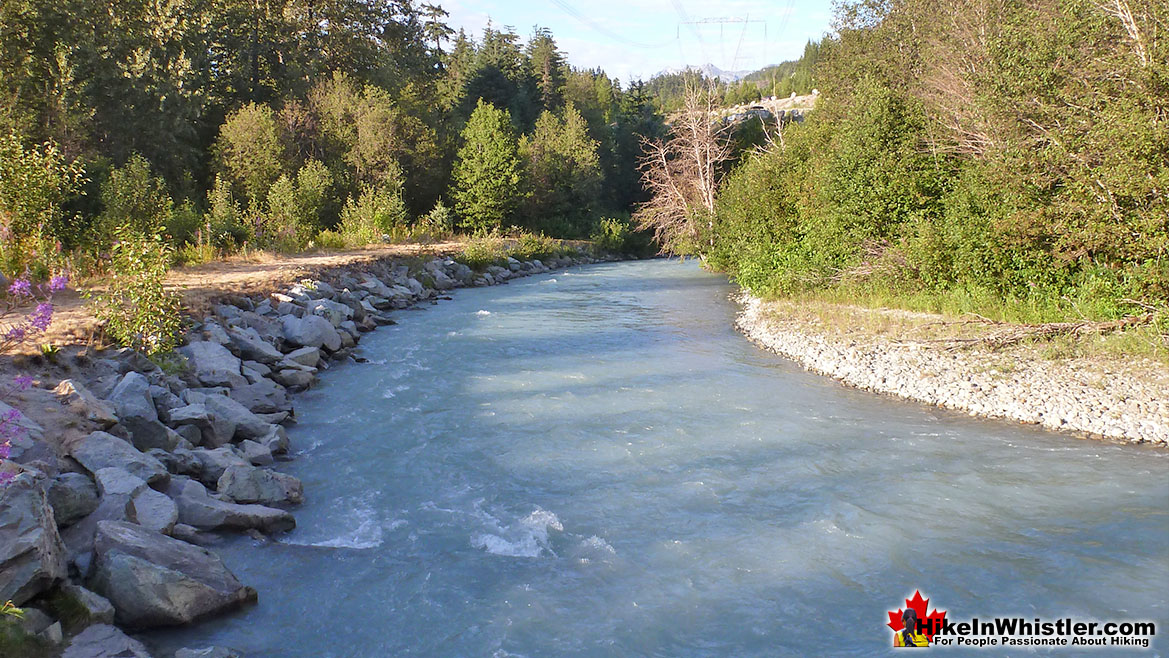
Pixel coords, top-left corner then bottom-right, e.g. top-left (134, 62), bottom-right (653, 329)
top-left (451, 99), bottom-right (523, 233)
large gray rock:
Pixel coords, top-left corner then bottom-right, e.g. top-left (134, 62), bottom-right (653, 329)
top-left (217, 465), bottom-right (303, 506)
top-left (200, 393), bottom-right (271, 441)
top-left (168, 403), bottom-right (233, 448)
top-left (88, 521), bottom-right (256, 628)
top-left (128, 487), bottom-right (178, 534)
top-left (62, 624), bottom-right (153, 658)
top-left (179, 341), bottom-right (247, 389)
top-left (47, 472), bottom-right (100, 527)
top-left (0, 473), bottom-right (68, 604)
top-left (228, 378), bottom-right (290, 415)
top-left (187, 447), bottom-right (250, 485)
top-left (59, 582), bottom-right (116, 626)
top-left (227, 326), bottom-right (283, 365)
top-left (271, 368), bottom-right (315, 391)
top-left (281, 314), bottom-right (341, 351)
top-left (106, 372), bottom-right (174, 451)
top-left (237, 439), bottom-right (273, 466)
top-left (54, 379), bottom-right (118, 428)
top-left (284, 345), bottom-right (321, 368)
top-left (71, 431), bottom-right (168, 485)
top-left (167, 478), bottom-right (295, 534)
top-left (306, 298), bottom-right (353, 327)
top-left (258, 425), bottom-right (290, 455)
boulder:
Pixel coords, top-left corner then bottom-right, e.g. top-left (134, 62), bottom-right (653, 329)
top-left (58, 582), bottom-right (117, 626)
top-left (281, 314), bottom-right (341, 352)
top-left (62, 623), bottom-right (153, 658)
top-left (70, 431), bottom-right (168, 485)
top-left (106, 372), bottom-right (174, 451)
top-left (200, 394), bottom-right (271, 441)
top-left (168, 403), bottom-right (233, 448)
top-left (227, 326), bottom-right (283, 365)
top-left (228, 378), bottom-right (290, 415)
top-left (271, 368), bottom-right (315, 391)
top-left (0, 473), bottom-right (68, 604)
top-left (47, 472), bottom-right (100, 527)
top-left (54, 380), bottom-right (118, 428)
top-left (284, 345), bottom-right (321, 368)
top-left (128, 487), bottom-right (178, 534)
top-left (149, 448), bottom-right (203, 479)
top-left (179, 341), bottom-right (247, 389)
top-left (258, 425), bottom-right (290, 455)
top-left (237, 439), bottom-right (273, 466)
top-left (306, 298), bottom-right (353, 327)
top-left (187, 447), bottom-right (250, 485)
top-left (88, 521), bottom-right (256, 628)
top-left (93, 467), bottom-right (148, 498)
top-left (167, 478), bottom-right (294, 534)
top-left (217, 464), bottom-right (303, 506)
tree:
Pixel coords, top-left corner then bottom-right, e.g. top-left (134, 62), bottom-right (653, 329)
top-left (451, 99), bottom-right (523, 233)
top-left (526, 28), bottom-right (565, 111)
top-left (520, 104), bottom-right (602, 235)
top-left (213, 103), bottom-right (291, 204)
top-left (634, 82), bottom-right (734, 253)
top-left (421, 3), bottom-right (454, 54)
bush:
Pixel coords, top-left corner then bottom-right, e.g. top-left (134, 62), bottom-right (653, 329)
top-left (336, 183), bottom-right (408, 246)
top-left (0, 131), bottom-right (86, 273)
top-left (590, 216), bottom-right (655, 257)
top-left (204, 175), bottom-right (250, 249)
top-left (97, 155), bottom-right (173, 242)
top-left (417, 200), bottom-right (454, 239)
top-left (213, 103), bottom-right (290, 204)
top-left (86, 227), bottom-right (183, 355)
top-left (166, 200), bottom-right (202, 246)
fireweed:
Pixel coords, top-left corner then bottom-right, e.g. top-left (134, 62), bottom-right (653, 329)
top-left (0, 274), bottom-right (66, 486)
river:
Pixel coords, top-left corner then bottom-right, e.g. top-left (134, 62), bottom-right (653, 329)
top-left (148, 259), bottom-right (1169, 656)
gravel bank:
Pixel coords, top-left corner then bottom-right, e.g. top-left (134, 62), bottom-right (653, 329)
top-left (736, 294), bottom-right (1169, 445)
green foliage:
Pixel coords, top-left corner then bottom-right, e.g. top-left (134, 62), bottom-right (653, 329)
top-left (519, 103), bottom-right (603, 236)
top-left (591, 216), bottom-right (655, 257)
top-left (417, 199), bottom-right (455, 238)
top-left (705, 0), bottom-right (1169, 326)
top-left (87, 226), bottom-right (183, 355)
top-left (204, 175), bottom-right (250, 249)
top-left (258, 160), bottom-right (335, 252)
top-left (97, 155), bottom-right (173, 241)
top-left (0, 131), bottom-right (86, 271)
top-left (166, 200), bottom-right (202, 246)
top-left (337, 181), bottom-right (409, 246)
top-left (451, 99), bottom-right (524, 233)
top-left (214, 103), bottom-right (290, 204)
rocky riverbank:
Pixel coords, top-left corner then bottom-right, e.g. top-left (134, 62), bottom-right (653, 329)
top-left (736, 294), bottom-right (1169, 446)
top-left (0, 249), bottom-right (606, 657)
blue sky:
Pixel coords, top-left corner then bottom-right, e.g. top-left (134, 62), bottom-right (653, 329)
top-left (440, 0), bottom-right (836, 83)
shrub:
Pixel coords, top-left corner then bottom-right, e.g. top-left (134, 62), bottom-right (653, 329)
top-left (86, 226), bottom-right (183, 355)
top-left (204, 175), bottom-right (250, 249)
top-left (213, 103), bottom-right (290, 204)
top-left (591, 216), bottom-right (655, 257)
top-left (97, 155), bottom-right (173, 242)
top-left (417, 200), bottom-right (454, 239)
top-left (165, 200), bottom-right (202, 246)
top-left (336, 182), bottom-right (408, 246)
top-left (0, 131), bottom-right (86, 272)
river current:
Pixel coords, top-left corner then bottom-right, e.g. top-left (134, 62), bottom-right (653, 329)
top-left (149, 259), bottom-right (1169, 656)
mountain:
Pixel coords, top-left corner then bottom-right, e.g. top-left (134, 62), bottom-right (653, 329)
top-left (653, 63), bottom-right (755, 82)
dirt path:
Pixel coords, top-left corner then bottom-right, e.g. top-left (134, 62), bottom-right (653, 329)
top-left (37, 242), bottom-right (465, 352)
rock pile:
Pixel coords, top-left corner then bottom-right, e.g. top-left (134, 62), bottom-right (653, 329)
top-left (0, 250), bottom-right (600, 655)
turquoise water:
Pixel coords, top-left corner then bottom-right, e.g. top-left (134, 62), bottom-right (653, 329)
top-left (149, 259), bottom-right (1169, 656)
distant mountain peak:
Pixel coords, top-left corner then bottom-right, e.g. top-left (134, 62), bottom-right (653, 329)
top-left (655, 63), bottom-right (753, 82)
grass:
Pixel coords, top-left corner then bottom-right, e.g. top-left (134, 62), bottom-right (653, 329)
top-left (456, 231), bottom-right (580, 272)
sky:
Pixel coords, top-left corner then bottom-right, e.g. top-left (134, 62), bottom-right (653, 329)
top-left (439, 0), bottom-right (836, 83)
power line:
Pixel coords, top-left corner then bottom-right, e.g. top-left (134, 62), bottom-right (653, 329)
top-left (547, 0), bottom-right (676, 49)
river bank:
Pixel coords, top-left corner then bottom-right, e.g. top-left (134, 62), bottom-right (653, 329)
top-left (736, 293), bottom-right (1169, 446)
top-left (0, 245), bottom-right (608, 657)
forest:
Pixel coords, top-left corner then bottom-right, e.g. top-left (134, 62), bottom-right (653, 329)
top-left (647, 0), bottom-right (1168, 327)
top-left (0, 1), bottom-right (668, 285)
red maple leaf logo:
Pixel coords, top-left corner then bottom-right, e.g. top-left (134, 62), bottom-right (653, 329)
top-left (887, 590), bottom-right (947, 641)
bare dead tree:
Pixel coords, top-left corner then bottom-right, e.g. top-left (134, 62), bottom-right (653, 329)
top-left (634, 81), bottom-right (735, 253)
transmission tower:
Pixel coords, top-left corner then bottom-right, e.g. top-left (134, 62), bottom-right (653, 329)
top-left (677, 16), bottom-right (767, 73)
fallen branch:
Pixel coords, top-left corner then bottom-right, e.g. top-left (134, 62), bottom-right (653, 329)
top-left (933, 313), bottom-right (1154, 350)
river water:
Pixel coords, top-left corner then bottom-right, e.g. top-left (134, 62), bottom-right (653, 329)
top-left (150, 259), bottom-right (1169, 656)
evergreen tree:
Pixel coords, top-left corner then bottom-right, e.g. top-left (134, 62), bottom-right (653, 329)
top-left (520, 103), bottom-right (602, 236)
top-left (451, 99), bottom-right (523, 233)
top-left (526, 28), bottom-right (565, 111)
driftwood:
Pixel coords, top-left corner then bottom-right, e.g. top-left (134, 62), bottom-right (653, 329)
top-left (929, 312), bottom-right (1155, 350)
